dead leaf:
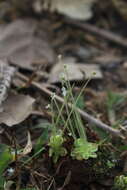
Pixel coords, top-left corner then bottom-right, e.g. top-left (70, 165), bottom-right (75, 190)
top-left (0, 93), bottom-right (35, 126)
top-left (78, 64), bottom-right (103, 79)
top-left (42, 0), bottom-right (96, 20)
top-left (22, 131), bottom-right (32, 155)
top-left (48, 60), bottom-right (84, 83)
top-left (48, 57), bottom-right (102, 83)
top-left (0, 19), bottom-right (55, 70)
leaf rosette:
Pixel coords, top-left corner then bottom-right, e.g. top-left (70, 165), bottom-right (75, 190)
top-left (71, 138), bottom-right (98, 160)
top-left (49, 133), bottom-right (67, 163)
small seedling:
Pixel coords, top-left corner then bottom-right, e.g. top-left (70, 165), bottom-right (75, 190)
top-left (71, 138), bottom-right (98, 160)
top-left (49, 130), bottom-right (67, 163)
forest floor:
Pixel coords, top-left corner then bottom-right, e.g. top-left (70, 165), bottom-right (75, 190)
top-left (1, 1), bottom-right (127, 190)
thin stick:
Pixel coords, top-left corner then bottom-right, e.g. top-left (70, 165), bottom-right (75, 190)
top-left (64, 18), bottom-right (127, 48)
top-left (16, 72), bottom-right (124, 139)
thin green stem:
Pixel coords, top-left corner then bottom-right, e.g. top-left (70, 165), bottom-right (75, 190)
top-left (51, 99), bottom-right (56, 134)
top-left (53, 98), bottom-right (66, 127)
top-left (63, 77), bottom-right (91, 135)
top-left (55, 90), bottom-right (71, 127)
top-left (21, 147), bottom-right (45, 166)
top-left (64, 97), bottom-right (76, 139)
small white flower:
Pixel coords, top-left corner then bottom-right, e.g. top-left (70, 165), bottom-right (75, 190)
top-left (45, 104), bottom-right (51, 109)
top-left (59, 72), bottom-right (66, 81)
top-left (61, 87), bottom-right (67, 97)
top-left (51, 92), bottom-right (56, 100)
top-left (7, 168), bottom-right (14, 176)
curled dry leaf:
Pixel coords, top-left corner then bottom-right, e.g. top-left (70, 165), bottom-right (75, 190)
top-left (0, 19), bottom-right (55, 70)
top-left (0, 93), bottom-right (35, 127)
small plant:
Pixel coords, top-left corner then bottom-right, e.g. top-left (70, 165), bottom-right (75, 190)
top-left (49, 130), bottom-right (67, 163)
top-left (48, 89), bottom-right (68, 163)
top-left (106, 91), bottom-right (126, 125)
top-left (69, 108), bottom-right (98, 160)
top-left (62, 67), bottom-right (98, 160)
top-left (113, 175), bottom-right (127, 190)
top-left (48, 65), bottom-right (98, 162)
top-left (71, 138), bottom-right (98, 160)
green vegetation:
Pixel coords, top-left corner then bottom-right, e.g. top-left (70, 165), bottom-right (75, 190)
top-left (49, 130), bottom-right (67, 163)
top-left (48, 67), bottom-right (98, 162)
top-left (106, 91), bottom-right (126, 125)
top-left (113, 175), bottom-right (127, 190)
top-left (71, 138), bottom-right (98, 160)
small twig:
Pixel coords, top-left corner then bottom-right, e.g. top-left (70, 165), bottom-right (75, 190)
top-left (16, 72), bottom-right (124, 139)
top-left (64, 18), bottom-right (127, 48)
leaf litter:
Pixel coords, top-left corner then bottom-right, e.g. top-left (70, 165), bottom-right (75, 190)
top-left (0, 19), bottom-right (55, 70)
top-left (0, 93), bottom-right (35, 126)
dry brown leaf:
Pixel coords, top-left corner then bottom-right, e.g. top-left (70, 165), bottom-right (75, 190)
top-left (0, 93), bottom-right (35, 126)
top-left (0, 19), bottom-right (55, 70)
top-left (48, 57), bottom-right (102, 83)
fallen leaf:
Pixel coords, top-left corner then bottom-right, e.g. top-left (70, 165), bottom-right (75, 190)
top-left (0, 19), bottom-right (55, 70)
top-left (42, 0), bottom-right (96, 20)
top-left (48, 57), bottom-right (102, 83)
top-left (0, 93), bottom-right (35, 126)
top-left (49, 61), bottom-right (84, 83)
top-left (78, 64), bottom-right (103, 79)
